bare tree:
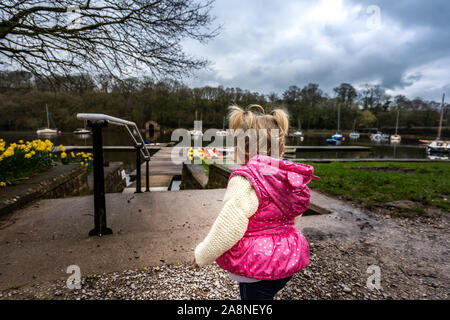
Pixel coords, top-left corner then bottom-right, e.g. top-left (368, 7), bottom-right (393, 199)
top-left (0, 0), bottom-right (218, 82)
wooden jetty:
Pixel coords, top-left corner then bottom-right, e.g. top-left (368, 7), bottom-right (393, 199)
top-left (125, 147), bottom-right (182, 192)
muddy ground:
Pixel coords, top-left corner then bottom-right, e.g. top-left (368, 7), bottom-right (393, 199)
top-left (1, 197), bottom-right (448, 300)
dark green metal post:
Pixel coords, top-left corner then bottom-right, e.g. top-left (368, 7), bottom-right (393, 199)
top-left (145, 159), bottom-right (150, 192)
top-left (87, 120), bottom-right (112, 237)
top-left (135, 143), bottom-right (142, 193)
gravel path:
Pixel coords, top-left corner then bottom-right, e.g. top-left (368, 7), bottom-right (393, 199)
top-left (1, 203), bottom-right (448, 300)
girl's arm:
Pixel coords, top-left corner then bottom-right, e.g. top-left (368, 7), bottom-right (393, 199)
top-left (194, 175), bottom-right (259, 266)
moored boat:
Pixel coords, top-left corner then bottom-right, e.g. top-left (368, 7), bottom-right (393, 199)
top-left (390, 134), bottom-right (401, 143)
top-left (36, 128), bottom-right (58, 135)
top-left (326, 104), bottom-right (345, 144)
top-left (390, 108), bottom-right (401, 143)
top-left (326, 131), bottom-right (345, 144)
top-left (427, 140), bottom-right (449, 154)
top-left (189, 130), bottom-right (203, 136)
top-left (74, 128), bottom-right (91, 134)
top-left (370, 131), bottom-right (389, 142)
top-left (36, 105), bottom-right (59, 136)
top-left (215, 130), bottom-right (228, 136)
top-left (349, 119), bottom-right (360, 139)
top-left (427, 93), bottom-right (448, 155)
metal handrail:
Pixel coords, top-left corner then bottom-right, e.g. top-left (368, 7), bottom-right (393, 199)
top-left (76, 113), bottom-right (152, 236)
top-left (76, 113), bottom-right (151, 160)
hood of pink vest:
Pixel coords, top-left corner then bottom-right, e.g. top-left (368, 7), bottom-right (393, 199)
top-left (244, 154), bottom-right (319, 218)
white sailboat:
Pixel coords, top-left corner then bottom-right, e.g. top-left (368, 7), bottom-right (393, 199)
top-left (36, 105), bottom-right (58, 135)
top-left (74, 120), bottom-right (91, 134)
top-left (216, 116), bottom-right (228, 136)
top-left (390, 108), bottom-right (401, 143)
top-left (370, 130), bottom-right (389, 142)
top-left (349, 119), bottom-right (360, 139)
top-left (326, 103), bottom-right (345, 143)
top-left (188, 129), bottom-right (203, 136)
top-left (292, 118), bottom-right (304, 138)
top-left (427, 93), bottom-right (449, 155)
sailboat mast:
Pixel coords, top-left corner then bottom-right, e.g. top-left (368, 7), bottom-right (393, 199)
top-left (46, 104), bottom-right (50, 128)
top-left (437, 93), bottom-right (445, 141)
top-left (395, 108), bottom-right (399, 135)
top-left (337, 103), bottom-right (341, 132)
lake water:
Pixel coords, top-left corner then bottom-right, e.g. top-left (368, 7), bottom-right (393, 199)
top-left (0, 130), bottom-right (440, 173)
top-left (285, 135), bottom-right (429, 160)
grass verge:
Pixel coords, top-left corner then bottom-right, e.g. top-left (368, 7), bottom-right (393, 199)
top-left (302, 161), bottom-right (449, 217)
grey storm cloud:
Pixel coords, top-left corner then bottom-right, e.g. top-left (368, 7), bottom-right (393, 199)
top-left (183, 0), bottom-right (450, 101)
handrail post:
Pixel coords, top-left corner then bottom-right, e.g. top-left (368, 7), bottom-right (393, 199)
top-left (145, 158), bottom-right (150, 192)
top-left (135, 143), bottom-right (142, 193)
top-left (87, 120), bottom-right (112, 237)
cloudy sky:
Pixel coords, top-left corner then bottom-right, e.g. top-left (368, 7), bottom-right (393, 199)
top-left (182, 0), bottom-right (450, 101)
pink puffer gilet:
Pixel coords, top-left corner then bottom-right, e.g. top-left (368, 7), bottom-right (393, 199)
top-left (216, 154), bottom-right (319, 280)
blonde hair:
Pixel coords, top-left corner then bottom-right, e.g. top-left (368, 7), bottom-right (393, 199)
top-left (228, 104), bottom-right (289, 164)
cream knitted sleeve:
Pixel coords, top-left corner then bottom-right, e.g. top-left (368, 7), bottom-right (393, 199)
top-left (194, 175), bottom-right (259, 266)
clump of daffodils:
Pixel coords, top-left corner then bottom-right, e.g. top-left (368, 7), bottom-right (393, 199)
top-left (58, 148), bottom-right (93, 170)
top-left (74, 151), bottom-right (93, 168)
top-left (54, 145), bottom-right (93, 170)
top-left (0, 140), bottom-right (96, 187)
top-left (0, 138), bottom-right (54, 187)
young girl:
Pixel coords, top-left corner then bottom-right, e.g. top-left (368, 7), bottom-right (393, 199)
top-left (194, 104), bottom-right (318, 300)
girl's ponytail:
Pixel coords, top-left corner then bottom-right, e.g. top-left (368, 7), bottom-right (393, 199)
top-left (228, 105), bottom-right (257, 131)
top-left (270, 108), bottom-right (289, 137)
top-left (246, 104), bottom-right (265, 114)
top-left (227, 104), bottom-right (289, 163)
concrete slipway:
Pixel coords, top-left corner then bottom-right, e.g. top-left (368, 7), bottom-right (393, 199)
top-left (0, 189), bottom-right (371, 290)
